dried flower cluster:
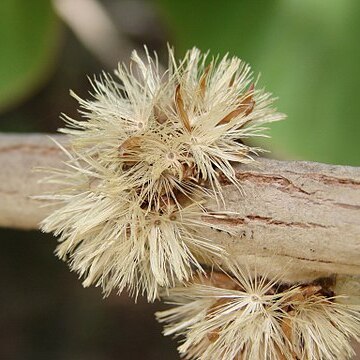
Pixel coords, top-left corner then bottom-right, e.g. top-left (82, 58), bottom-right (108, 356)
top-left (39, 46), bottom-right (360, 358)
top-left (40, 47), bottom-right (283, 300)
top-left (156, 264), bottom-right (360, 360)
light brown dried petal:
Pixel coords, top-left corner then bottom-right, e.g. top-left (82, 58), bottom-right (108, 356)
top-left (217, 83), bottom-right (255, 126)
top-left (175, 84), bottom-right (191, 132)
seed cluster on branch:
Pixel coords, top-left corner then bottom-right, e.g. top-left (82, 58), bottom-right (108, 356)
top-left (40, 47), bottom-right (283, 300)
top-left (37, 47), bottom-right (359, 359)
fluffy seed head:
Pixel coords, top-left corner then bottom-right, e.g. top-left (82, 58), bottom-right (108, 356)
top-left (156, 264), bottom-right (360, 359)
top-left (40, 46), bottom-right (283, 300)
top-left (60, 46), bottom-right (284, 203)
top-left (41, 165), bottom-right (228, 301)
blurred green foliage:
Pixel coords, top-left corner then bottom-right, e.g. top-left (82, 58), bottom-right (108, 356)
top-left (0, 0), bottom-right (358, 165)
top-left (0, 0), bottom-right (60, 112)
top-left (158, 0), bottom-right (360, 165)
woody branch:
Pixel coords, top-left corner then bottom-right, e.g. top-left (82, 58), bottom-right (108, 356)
top-left (1, 132), bottom-right (359, 284)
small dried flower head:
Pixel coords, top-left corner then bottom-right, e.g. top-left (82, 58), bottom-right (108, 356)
top-left (40, 46), bottom-right (283, 300)
top-left (60, 46), bottom-right (283, 204)
top-left (41, 164), bottom-right (228, 301)
top-left (156, 263), bottom-right (360, 360)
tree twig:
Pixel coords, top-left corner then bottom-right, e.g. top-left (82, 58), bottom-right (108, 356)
top-left (1, 133), bottom-right (359, 284)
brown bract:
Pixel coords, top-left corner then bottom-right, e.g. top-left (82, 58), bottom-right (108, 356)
top-left (218, 83), bottom-right (255, 126)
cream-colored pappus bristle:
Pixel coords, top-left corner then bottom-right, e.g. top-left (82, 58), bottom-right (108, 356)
top-left (156, 263), bottom-right (360, 359)
top-left (40, 46), bottom-right (284, 301)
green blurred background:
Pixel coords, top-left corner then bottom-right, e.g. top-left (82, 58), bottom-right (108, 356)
top-left (0, 0), bottom-right (359, 359)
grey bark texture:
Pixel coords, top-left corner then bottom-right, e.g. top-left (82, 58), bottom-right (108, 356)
top-left (0, 133), bottom-right (359, 290)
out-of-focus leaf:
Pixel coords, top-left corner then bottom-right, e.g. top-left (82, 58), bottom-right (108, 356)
top-left (158, 0), bottom-right (360, 165)
top-left (0, 0), bottom-right (60, 113)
